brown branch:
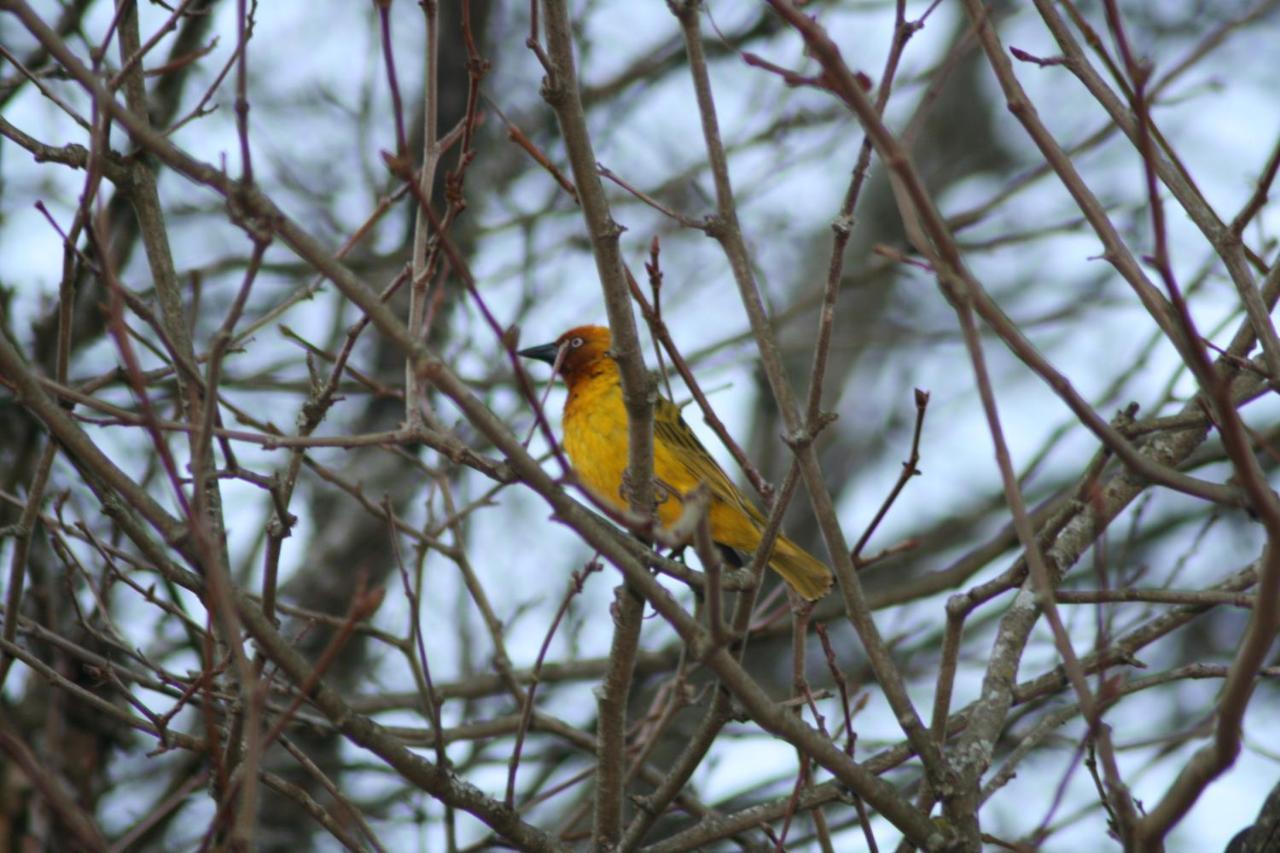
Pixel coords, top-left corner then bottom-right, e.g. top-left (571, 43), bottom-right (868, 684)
top-left (534, 1), bottom-right (660, 843)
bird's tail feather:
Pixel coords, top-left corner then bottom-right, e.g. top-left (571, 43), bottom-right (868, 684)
top-left (770, 537), bottom-right (834, 601)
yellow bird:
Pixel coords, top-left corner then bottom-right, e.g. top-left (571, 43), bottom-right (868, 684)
top-left (519, 325), bottom-right (833, 600)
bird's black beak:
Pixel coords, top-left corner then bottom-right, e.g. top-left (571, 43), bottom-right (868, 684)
top-left (517, 341), bottom-right (560, 366)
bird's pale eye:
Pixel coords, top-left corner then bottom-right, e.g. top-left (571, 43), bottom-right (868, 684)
top-left (570, 337), bottom-right (584, 348)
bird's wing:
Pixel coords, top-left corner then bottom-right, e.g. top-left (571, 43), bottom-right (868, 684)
top-left (652, 397), bottom-right (765, 523)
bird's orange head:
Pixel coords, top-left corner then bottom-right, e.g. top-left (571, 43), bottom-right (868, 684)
top-left (518, 325), bottom-right (614, 387)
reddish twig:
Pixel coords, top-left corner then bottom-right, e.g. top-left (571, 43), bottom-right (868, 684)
top-left (851, 389), bottom-right (928, 564)
top-left (505, 559), bottom-right (601, 808)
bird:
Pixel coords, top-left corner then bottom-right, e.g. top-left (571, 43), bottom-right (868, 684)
top-left (519, 325), bottom-right (833, 600)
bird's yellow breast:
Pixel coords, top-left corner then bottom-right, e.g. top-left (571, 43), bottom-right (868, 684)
top-left (562, 370), bottom-right (693, 528)
top-left (562, 370), bottom-right (631, 510)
